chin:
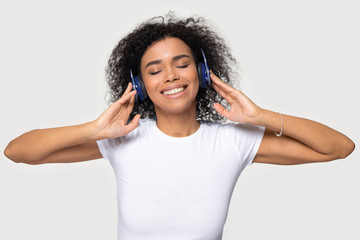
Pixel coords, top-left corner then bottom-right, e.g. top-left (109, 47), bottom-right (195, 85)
top-left (151, 87), bottom-right (198, 115)
top-left (154, 99), bottom-right (197, 116)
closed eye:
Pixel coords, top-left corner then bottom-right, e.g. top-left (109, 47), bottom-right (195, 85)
top-left (150, 64), bottom-right (188, 75)
top-left (177, 64), bottom-right (189, 69)
top-left (150, 70), bottom-right (162, 75)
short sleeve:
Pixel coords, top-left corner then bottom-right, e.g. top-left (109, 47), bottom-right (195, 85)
top-left (222, 123), bottom-right (265, 166)
top-left (237, 124), bottom-right (265, 166)
top-left (96, 137), bottom-right (122, 165)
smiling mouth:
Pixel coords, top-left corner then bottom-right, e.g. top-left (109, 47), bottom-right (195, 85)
top-left (161, 86), bottom-right (187, 96)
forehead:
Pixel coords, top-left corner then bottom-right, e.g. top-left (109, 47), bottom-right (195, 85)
top-left (140, 37), bottom-right (193, 66)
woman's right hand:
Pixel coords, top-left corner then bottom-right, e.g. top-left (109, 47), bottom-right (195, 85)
top-left (5, 82), bottom-right (140, 164)
top-left (92, 82), bottom-right (141, 140)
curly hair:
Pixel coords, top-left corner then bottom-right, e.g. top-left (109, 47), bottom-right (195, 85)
top-left (106, 12), bottom-right (238, 122)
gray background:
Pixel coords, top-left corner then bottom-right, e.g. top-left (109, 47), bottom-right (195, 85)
top-left (1, 0), bottom-right (359, 239)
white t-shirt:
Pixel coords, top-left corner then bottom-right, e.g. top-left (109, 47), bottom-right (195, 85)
top-left (97, 119), bottom-right (265, 240)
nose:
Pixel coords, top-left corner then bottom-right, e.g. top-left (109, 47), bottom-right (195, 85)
top-left (164, 67), bottom-right (180, 83)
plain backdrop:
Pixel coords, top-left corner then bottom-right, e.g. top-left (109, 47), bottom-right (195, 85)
top-left (1, 0), bottom-right (359, 239)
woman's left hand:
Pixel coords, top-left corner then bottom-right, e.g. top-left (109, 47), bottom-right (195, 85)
top-left (210, 70), bottom-right (262, 124)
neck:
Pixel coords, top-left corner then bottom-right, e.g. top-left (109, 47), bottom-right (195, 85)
top-left (155, 104), bottom-right (200, 138)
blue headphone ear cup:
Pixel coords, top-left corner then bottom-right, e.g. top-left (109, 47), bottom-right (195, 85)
top-left (197, 62), bottom-right (210, 88)
top-left (201, 62), bottom-right (210, 88)
top-left (130, 69), bottom-right (147, 101)
top-left (198, 49), bottom-right (211, 88)
top-left (137, 75), bottom-right (148, 100)
top-left (197, 62), bottom-right (205, 88)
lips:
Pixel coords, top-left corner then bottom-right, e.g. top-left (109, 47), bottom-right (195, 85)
top-left (162, 87), bottom-right (186, 95)
top-left (161, 85), bottom-right (188, 96)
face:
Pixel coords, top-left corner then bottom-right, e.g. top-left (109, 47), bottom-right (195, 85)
top-left (140, 37), bottom-right (199, 116)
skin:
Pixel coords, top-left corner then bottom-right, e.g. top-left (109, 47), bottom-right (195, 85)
top-left (211, 71), bottom-right (355, 164)
top-left (4, 37), bottom-right (355, 165)
top-left (140, 37), bottom-right (200, 137)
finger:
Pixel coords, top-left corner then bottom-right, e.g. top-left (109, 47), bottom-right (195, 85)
top-left (210, 70), bottom-right (236, 94)
top-left (118, 90), bottom-right (137, 105)
top-left (212, 82), bottom-right (227, 98)
top-left (110, 91), bottom-right (136, 122)
top-left (123, 82), bottom-right (133, 95)
top-left (213, 103), bottom-right (231, 119)
top-left (127, 91), bottom-right (136, 114)
top-left (116, 83), bottom-right (133, 103)
top-left (125, 114), bottom-right (141, 134)
top-left (113, 93), bottom-right (136, 121)
top-left (211, 71), bottom-right (248, 103)
top-left (212, 82), bottom-right (235, 104)
top-left (101, 96), bottom-right (127, 120)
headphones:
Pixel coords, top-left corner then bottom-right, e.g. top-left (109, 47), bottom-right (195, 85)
top-left (130, 48), bottom-right (211, 101)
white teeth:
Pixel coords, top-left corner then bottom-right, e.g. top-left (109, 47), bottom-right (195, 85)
top-left (162, 87), bottom-right (185, 95)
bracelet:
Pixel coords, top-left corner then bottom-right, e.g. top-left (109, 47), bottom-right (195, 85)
top-left (274, 113), bottom-right (283, 137)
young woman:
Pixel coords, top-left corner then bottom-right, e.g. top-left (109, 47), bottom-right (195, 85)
top-left (4, 15), bottom-right (355, 240)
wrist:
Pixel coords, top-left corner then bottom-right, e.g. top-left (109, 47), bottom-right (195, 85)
top-left (84, 120), bottom-right (105, 141)
top-left (247, 107), bottom-right (266, 125)
top-left (251, 109), bottom-right (282, 131)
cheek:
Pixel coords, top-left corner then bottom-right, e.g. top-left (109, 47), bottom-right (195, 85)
top-left (142, 76), bottom-right (157, 92)
top-left (186, 66), bottom-right (199, 84)
top-left (190, 71), bottom-right (200, 91)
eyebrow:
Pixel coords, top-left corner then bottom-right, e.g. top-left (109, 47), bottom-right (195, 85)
top-left (145, 54), bottom-right (191, 69)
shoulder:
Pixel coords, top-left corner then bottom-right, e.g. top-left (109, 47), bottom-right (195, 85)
top-left (201, 121), bottom-right (265, 141)
top-left (201, 121), bottom-right (262, 132)
top-left (98, 118), bottom-right (155, 146)
top-left (96, 118), bottom-right (156, 160)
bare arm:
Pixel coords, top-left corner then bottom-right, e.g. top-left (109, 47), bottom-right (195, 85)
top-left (4, 83), bottom-right (140, 165)
top-left (253, 110), bottom-right (354, 164)
top-left (210, 71), bottom-right (355, 164)
top-left (4, 123), bottom-right (102, 164)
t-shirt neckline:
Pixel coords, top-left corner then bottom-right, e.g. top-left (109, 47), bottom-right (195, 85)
top-left (152, 120), bottom-right (203, 141)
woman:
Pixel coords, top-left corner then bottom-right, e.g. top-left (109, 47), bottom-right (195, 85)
top-left (4, 14), bottom-right (355, 239)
